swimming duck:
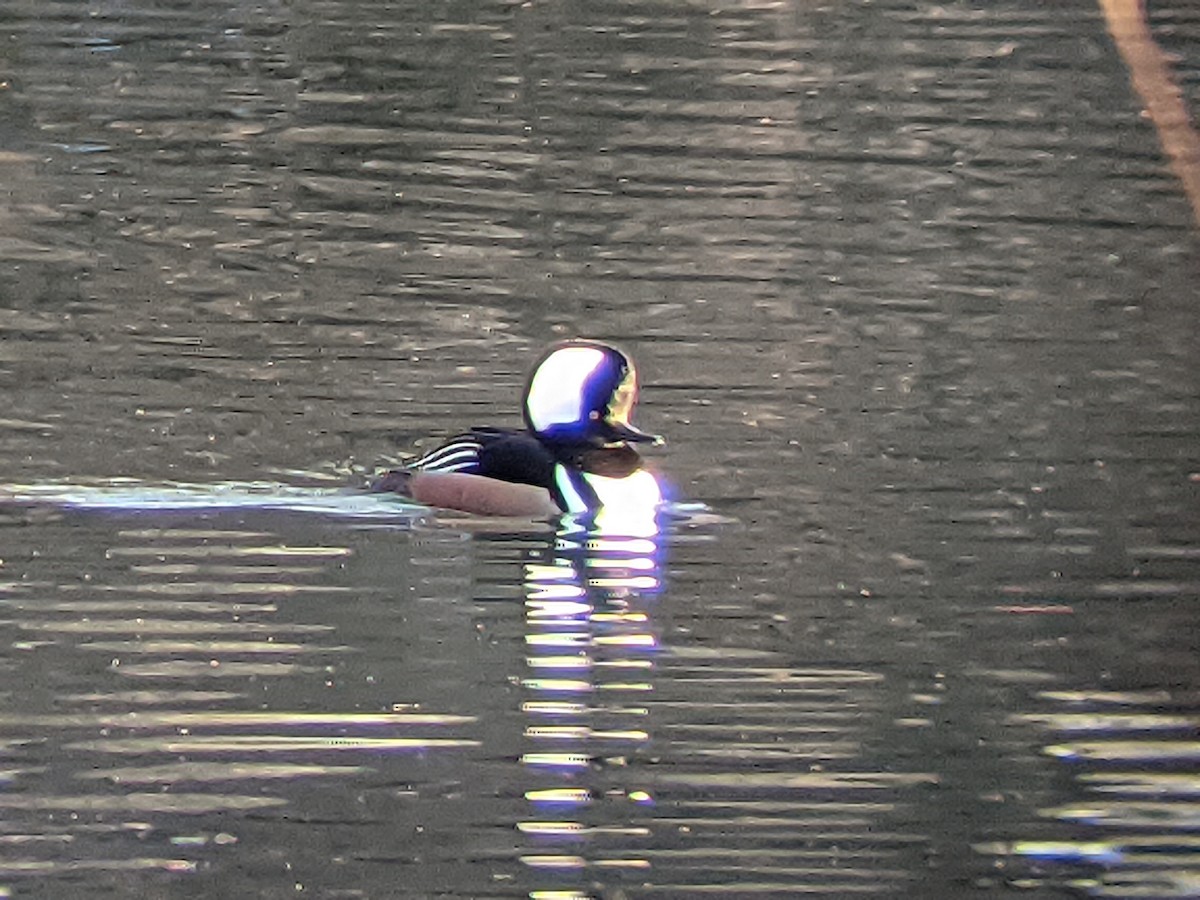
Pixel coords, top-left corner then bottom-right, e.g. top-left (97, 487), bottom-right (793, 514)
top-left (372, 339), bottom-right (665, 517)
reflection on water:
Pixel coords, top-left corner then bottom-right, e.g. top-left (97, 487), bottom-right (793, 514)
top-left (496, 509), bottom-right (943, 898)
top-left (978, 687), bottom-right (1200, 897)
top-left (0, 510), bottom-right (486, 895)
top-left (519, 510), bottom-right (665, 889)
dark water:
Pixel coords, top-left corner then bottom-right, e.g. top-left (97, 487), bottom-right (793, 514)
top-left (1, 0), bottom-right (1199, 896)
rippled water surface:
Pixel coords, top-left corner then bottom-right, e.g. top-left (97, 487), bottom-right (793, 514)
top-left (1, 0), bottom-right (1199, 896)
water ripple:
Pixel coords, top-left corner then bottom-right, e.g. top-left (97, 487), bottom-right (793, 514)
top-left (1001, 688), bottom-right (1200, 896)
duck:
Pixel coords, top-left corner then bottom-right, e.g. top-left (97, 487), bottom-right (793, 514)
top-left (371, 339), bottom-right (666, 518)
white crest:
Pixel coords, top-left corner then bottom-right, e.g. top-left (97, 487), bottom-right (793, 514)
top-left (525, 345), bottom-right (606, 433)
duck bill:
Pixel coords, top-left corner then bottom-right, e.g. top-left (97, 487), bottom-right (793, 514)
top-left (609, 421), bottom-right (665, 446)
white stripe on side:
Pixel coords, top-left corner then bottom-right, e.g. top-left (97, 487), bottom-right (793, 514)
top-left (411, 439), bottom-right (482, 472)
top-left (554, 464), bottom-right (590, 514)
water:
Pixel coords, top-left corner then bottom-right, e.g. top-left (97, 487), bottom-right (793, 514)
top-left (1, 0), bottom-right (1199, 896)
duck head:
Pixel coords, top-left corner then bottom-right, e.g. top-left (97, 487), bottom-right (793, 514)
top-left (522, 340), bottom-right (663, 449)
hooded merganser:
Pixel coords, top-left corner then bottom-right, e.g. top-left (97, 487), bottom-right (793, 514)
top-left (371, 340), bottom-right (665, 518)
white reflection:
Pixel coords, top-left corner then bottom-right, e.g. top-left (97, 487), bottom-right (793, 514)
top-left (518, 498), bottom-right (666, 894)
